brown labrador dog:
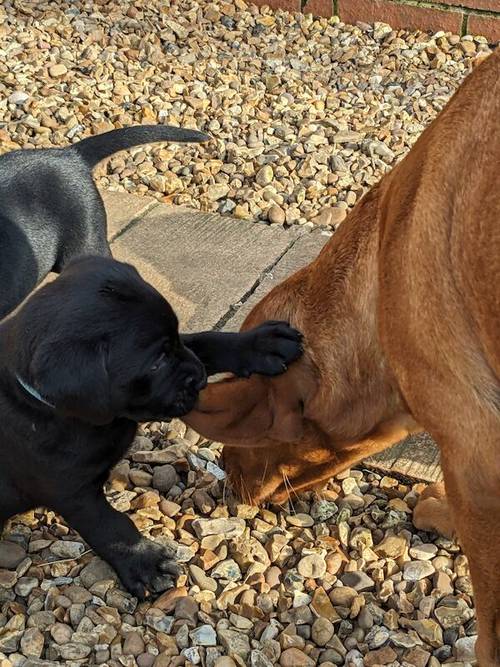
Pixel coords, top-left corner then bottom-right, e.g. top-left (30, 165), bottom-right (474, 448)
top-left (185, 48), bottom-right (500, 665)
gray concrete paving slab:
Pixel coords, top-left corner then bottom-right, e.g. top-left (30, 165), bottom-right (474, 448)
top-left (111, 205), bottom-right (302, 331)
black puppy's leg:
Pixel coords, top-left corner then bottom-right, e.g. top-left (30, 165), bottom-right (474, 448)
top-left (0, 484), bottom-right (27, 537)
top-left (181, 321), bottom-right (303, 378)
top-left (59, 491), bottom-right (178, 599)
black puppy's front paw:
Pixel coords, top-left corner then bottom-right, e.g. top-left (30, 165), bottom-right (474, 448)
top-left (114, 538), bottom-right (180, 600)
top-left (240, 320), bottom-right (303, 377)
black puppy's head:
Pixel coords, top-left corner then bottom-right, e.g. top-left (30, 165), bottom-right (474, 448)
top-left (15, 256), bottom-right (206, 425)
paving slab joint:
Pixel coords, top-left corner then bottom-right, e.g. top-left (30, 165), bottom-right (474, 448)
top-left (109, 200), bottom-right (161, 243)
top-left (213, 229), bottom-right (308, 331)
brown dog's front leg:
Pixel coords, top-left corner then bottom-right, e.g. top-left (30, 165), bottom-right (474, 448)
top-left (268, 413), bottom-right (421, 504)
top-left (412, 482), bottom-right (454, 539)
top-left (436, 412), bottom-right (500, 667)
top-left (223, 412), bottom-right (420, 505)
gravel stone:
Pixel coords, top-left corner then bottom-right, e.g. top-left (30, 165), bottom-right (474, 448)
top-left (340, 571), bottom-right (375, 592)
top-left (297, 553), bottom-right (327, 579)
top-left (152, 464), bottom-right (179, 493)
top-left (403, 560), bottom-right (435, 581)
top-left (0, 542), bottom-right (26, 569)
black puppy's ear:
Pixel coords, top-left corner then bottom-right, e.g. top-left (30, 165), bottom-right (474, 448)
top-left (30, 338), bottom-right (113, 425)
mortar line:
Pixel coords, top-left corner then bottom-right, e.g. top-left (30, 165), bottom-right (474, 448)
top-left (461, 12), bottom-right (469, 36)
top-left (385, 0), bottom-right (499, 18)
top-left (109, 200), bottom-right (161, 244)
top-left (213, 230), bottom-right (308, 331)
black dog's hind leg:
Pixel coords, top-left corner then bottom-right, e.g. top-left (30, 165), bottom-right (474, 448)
top-left (181, 321), bottom-right (303, 378)
top-left (56, 489), bottom-right (178, 599)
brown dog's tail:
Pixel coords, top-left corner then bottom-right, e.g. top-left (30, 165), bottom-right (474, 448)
top-left (71, 125), bottom-right (210, 169)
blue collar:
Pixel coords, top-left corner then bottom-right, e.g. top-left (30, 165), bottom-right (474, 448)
top-left (16, 375), bottom-right (55, 409)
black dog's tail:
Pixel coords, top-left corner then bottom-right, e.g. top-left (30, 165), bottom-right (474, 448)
top-left (71, 125), bottom-right (210, 169)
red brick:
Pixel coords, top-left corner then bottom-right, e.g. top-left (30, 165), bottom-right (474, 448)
top-left (338, 0), bottom-right (463, 34)
top-left (439, 0), bottom-right (499, 12)
top-left (303, 0), bottom-right (335, 16)
top-left (467, 13), bottom-right (500, 43)
top-left (252, 0), bottom-right (301, 11)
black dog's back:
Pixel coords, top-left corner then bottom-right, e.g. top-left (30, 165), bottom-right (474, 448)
top-left (0, 125), bottom-right (209, 320)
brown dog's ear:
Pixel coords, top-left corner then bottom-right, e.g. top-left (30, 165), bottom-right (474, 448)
top-left (184, 359), bottom-right (317, 445)
top-left (183, 375), bottom-right (272, 443)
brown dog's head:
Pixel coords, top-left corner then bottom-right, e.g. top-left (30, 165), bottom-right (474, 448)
top-left (184, 270), bottom-right (327, 504)
top-left (185, 355), bottom-right (327, 504)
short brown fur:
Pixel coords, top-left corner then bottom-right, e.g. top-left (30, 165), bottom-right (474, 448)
top-left (185, 49), bottom-right (500, 664)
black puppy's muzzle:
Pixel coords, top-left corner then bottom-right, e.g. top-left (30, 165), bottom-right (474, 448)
top-left (169, 348), bottom-right (207, 415)
top-left (179, 345), bottom-right (207, 392)
top-left (183, 368), bottom-right (207, 393)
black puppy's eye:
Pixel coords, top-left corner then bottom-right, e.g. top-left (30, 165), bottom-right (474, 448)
top-left (151, 352), bottom-right (166, 372)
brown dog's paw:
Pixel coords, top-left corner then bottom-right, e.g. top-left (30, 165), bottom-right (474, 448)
top-left (413, 482), bottom-right (455, 539)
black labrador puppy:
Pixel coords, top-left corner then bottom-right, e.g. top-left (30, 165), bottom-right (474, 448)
top-left (0, 124), bottom-right (209, 319)
top-left (0, 255), bottom-right (302, 598)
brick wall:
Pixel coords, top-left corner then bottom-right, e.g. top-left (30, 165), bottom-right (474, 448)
top-left (251, 0), bottom-right (500, 43)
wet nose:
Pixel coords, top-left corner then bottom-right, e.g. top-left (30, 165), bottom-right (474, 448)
top-left (184, 369), bottom-right (207, 392)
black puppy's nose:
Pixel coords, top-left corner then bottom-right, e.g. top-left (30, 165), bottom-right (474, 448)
top-left (184, 370), bottom-right (207, 392)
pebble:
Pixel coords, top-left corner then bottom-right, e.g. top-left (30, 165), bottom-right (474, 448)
top-left (14, 577), bottom-right (38, 597)
top-left (314, 207), bottom-right (347, 227)
top-left (152, 464), bottom-right (179, 493)
top-left (286, 514), bottom-right (314, 528)
top-left (297, 553), bottom-right (326, 579)
top-left (280, 648), bottom-right (315, 667)
top-left (58, 642), bottom-right (91, 660)
top-left (365, 646), bottom-right (397, 666)
top-left (48, 63), bottom-right (68, 77)
top-left (434, 597), bottom-right (475, 628)
top-left (329, 587), bottom-right (357, 607)
top-left (190, 624), bottom-right (217, 646)
top-left (311, 618), bottom-right (334, 646)
top-left (189, 564), bottom-right (217, 592)
top-left (123, 631), bottom-right (145, 656)
top-left (267, 205), bottom-right (286, 225)
top-left (79, 557), bottom-right (117, 587)
top-left (214, 659), bottom-right (238, 667)
top-left (255, 165), bottom-right (274, 186)
top-left (0, 541), bottom-right (26, 569)
top-left (20, 628), bottom-right (44, 659)
top-left (8, 91), bottom-right (29, 105)
top-left (409, 542), bottom-right (438, 560)
top-left (340, 571), bottom-right (375, 591)
top-left (218, 628), bottom-right (251, 660)
top-left (403, 560), bottom-right (435, 581)
top-left (192, 517), bottom-right (245, 538)
top-left (49, 540), bottom-right (85, 559)
top-left (375, 533), bottom-right (408, 558)
top-left (454, 635), bottom-right (477, 661)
